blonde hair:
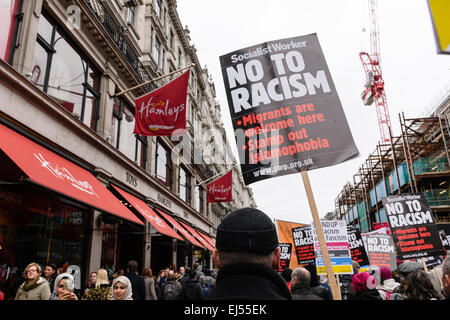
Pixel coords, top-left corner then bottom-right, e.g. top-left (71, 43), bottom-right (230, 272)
top-left (95, 269), bottom-right (109, 289)
top-left (23, 262), bottom-right (42, 279)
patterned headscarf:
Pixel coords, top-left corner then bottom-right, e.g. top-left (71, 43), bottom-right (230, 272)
top-left (111, 276), bottom-right (133, 300)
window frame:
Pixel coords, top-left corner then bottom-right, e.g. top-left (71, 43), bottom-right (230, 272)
top-left (155, 139), bottom-right (172, 188)
top-left (34, 12), bottom-right (101, 130)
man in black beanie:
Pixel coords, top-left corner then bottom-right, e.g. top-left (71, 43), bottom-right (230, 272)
top-left (207, 207), bottom-right (292, 300)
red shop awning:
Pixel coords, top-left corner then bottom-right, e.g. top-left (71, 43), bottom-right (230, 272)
top-left (0, 123), bottom-right (143, 225)
top-left (111, 185), bottom-right (182, 240)
top-left (154, 208), bottom-right (204, 248)
top-left (178, 220), bottom-right (215, 252)
top-left (197, 231), bottom-right (216, 249)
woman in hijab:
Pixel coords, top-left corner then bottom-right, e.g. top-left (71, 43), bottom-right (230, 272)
top-left (50, 273), bottom-right (78, 300)
top-left (111, 276), bottom-right (133, 300)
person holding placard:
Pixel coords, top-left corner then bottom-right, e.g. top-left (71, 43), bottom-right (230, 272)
top-left (208, 208), bottom-right (292, 300)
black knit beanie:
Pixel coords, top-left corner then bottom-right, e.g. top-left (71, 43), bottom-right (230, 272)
top-left (216, 207), bottom-right (279, 255)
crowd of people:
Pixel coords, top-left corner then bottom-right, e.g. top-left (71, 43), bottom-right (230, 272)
top-left (1, 207), bottom-right (449, 301)
top-left (5, 259), bottom-right (217, 301)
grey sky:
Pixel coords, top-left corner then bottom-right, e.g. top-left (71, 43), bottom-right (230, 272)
top-left (177, 0), bottom-right (450, 224)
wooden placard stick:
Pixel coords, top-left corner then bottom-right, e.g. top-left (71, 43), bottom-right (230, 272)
top-left (421, 258), bottom-right (429, 272)
top-left (301, 170), bottom-right (342, 300)
top-left (115, 64), bottom-right (195, 97)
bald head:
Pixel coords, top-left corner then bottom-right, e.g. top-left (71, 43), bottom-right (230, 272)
top-left (291, 267), bottom-right (311, 287)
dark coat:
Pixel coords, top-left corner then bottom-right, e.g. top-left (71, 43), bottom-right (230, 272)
top-left (207, 263), bottom-right (292, 300)
top-left (125, 272), bottom-right (146, 301)
top-left (311, 284), bottom-right (332, 300)
top-left (291, 284), bottom-right (324, 300)
top-left (181, 278), bottom-right (204, 300)
top-left (351, 289), bottom-right (382, 300)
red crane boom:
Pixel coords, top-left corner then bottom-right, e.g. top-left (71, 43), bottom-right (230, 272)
top-left (360, 0), bottom-right (392, 144)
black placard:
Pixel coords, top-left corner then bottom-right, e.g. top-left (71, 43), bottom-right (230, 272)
top-left (278, 243), bottom-right (292, 272)
top-left (219, 34), bottom-right (359, 185)
top-left (292, 225), bottom-right (315, 264)
top-left (382, 194), bottom-right (445, 260)
top-left (347, 228), bottom-right (370, 267)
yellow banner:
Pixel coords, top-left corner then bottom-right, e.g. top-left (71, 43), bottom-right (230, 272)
top-left (317, 265), bottom-right (353, 275)
top-left (428, 0), bottom-right (450, 53)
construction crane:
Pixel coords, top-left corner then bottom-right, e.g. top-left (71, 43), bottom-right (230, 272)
top-left (360, 0), bottom-right (392, 144)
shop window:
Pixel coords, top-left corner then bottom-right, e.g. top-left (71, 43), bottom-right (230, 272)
top-left (115, 96), bottom-right (147, 169)
top-left (32, 13), bottom-right (100, 130)
top-left (0, 188), bottom-right (89, 299)
top-left (179, 166), bottom-right (191, 204)
top-left (155, 139), bottom-right (172, 188)
top-left (0, 0), bottom-right (21, 63)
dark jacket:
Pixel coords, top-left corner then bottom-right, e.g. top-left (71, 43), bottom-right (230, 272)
top-left (311, 284), bottom-right (332, 300)
top-left (125, 272), bottom-right (146, 301)
top-left (181, 278), bottom-right (204, 300)
top-left (351, 289), bottom-right (382, 301)
top-left (207, 263), bottom-right (292, 300)
top-left (291, 283), bottom-right (324, 300)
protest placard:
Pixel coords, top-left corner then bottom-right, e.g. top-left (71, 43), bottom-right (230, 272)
top-left (292, 225), bottom-right (315, 265)
top-left (347, 228), bottom-right (370, 268)
top-left (219, 34), bottom-right (359, 185)
top-left (311, 220), bottom-right (353, 275)
top-left (278, 243), bottom-right (292, 272)
top-left (382, 194), bottom-right (445, 260)
top-left (366, 233), bottom-right (397, 271)
top-left (276, 219), bottom-right (306, 270)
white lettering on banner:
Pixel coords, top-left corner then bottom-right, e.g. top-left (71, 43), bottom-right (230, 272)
top-left (388, 211), bottom-right (434, 228)
top-left (137, 97), bottom-right (185, 130)
top-left (227, 48), bottom-right (331, 113)
top-left (33, 153), bottom-right (99, 198)
top-left (135, 204), bottom-right (167, 229)
top-left (208, 184), bottom-right (232, 196)
top-left (229, 40), bottom-right (308, 64)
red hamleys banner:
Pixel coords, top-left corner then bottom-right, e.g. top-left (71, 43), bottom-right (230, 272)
top-left (207, 170), bottom-right (232, 203)
top-left (134, 70), bottom-right (190, 136)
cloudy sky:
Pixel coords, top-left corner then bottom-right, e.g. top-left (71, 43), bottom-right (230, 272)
top-left (177, 0), bottom-right (450, 224)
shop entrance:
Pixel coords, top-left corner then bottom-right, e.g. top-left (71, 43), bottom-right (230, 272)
top-left (176, 242), bottom-right (193, 269)
top-left (117, 222), bottom-right (144, 274)
top-left (150, 235), bottom-right (173, 274)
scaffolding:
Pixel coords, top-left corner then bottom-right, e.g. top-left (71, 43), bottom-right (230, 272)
top-left (335, 113), bottom-right (450, 232)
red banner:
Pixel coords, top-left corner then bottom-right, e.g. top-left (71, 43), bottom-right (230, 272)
top-left (134, 70), bottom-right (189, 136)
top-left (207, 170), bottom-right (232, 203)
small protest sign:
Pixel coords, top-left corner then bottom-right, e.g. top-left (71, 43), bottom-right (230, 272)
top-left (366, 233), bottom-right (397, 271)
top-left (292, 225), bottom-right (315, 265)
top-left (279, 243), bottom-right (292, 272)
top-left (347, 228), bottom-right (370, 267)
top-left (382, 194), bottom-right (445, 260)
top-left (415, 255), bottom-right (443, 268)
top-left (312, 220), bottom-right (353, 275)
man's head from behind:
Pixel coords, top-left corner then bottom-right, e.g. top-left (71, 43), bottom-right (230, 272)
top-left (127, 260), bottom-right (138, 274)
top-left (291, 267), bottom-right (311, 288)
top-left (212, 207), bottom-right (280, 271)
